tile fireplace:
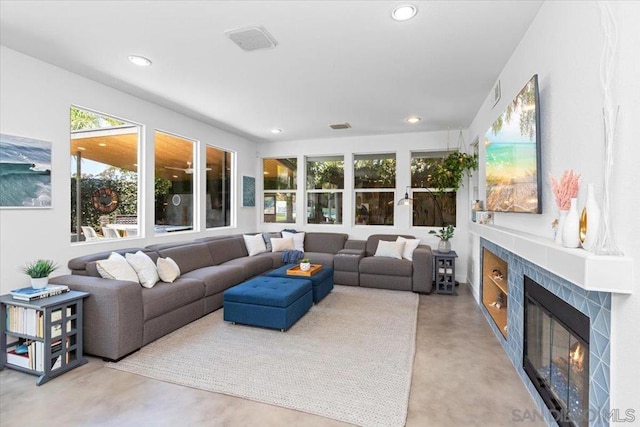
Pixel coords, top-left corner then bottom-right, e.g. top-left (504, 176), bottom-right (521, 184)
top-left (479, 238), bottom-right (611, 426)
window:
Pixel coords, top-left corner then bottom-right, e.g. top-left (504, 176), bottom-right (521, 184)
top-left (206, 145), bottom-right (233, 228)
top-left (354, 153), bottom-right (396, 225)
top-left (263, 158), bottom-right (297, 223)
top-left (306, 156), bottom-right (343, 224)
top-left (70, 106), bottom-right (140, 242)
top-left (154, 130), bottom-right (195, 233)
top-left (411, 151), bottom-right (456, 226)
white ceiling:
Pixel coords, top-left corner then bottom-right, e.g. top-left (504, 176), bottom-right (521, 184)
top-left (0, 0), bottom-right (543, 143)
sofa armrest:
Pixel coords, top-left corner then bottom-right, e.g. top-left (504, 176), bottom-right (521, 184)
top-left (412, 245), bottom-right (434, 294)
top-left (49, 275), bottom-right (144, 360)
top-left (344, 239), bottom-right (366, 251)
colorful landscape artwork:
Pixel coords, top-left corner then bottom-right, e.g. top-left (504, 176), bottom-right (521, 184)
top-left (0, 133), bottom-right (52, 208)
top-left (484, 76), bottom-right (541, 213)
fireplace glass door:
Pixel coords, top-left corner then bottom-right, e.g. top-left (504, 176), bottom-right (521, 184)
top-left (524, 276), bottom-right (589, 427)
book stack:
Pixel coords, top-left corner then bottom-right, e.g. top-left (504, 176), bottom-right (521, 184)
top-left (10, 284), bottom-right (69, 301)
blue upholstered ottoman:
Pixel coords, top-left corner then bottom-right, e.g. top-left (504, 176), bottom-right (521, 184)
top-left (266, 264), bottom-right (334, 303)
top-left (223, 276), bottom-right (313, 331)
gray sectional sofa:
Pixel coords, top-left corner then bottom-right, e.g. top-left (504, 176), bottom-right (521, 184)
top-left (50, 231), bottom-right (432, 360)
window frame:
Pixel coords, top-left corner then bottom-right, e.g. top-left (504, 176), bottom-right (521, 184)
top-left (262, 157), bottom-right (298, 224)
top-left (305, 155), bottom-right (344, 225)
top-left (205, 143), bottom-right (235, 230)
top-left (410, 150), bottom-right (457, 228)
top-left (153, 129), bottom-right (198, 235)
top-left (353, 152), bottom-right (397, 226)
top-left (69, 105), bottom-right (142, 244)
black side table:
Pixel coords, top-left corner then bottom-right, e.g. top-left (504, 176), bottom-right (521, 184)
top-left (433, 250), bottom-right (458, 295)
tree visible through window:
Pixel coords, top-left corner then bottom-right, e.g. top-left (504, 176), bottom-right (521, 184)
top-left (206, 145), bottom-right (233, 228)
top-left (411, 151), bottom-right (456, 227)
top-left (306, 156), bottom-right (343, 224)
top-left (354, 153), bottom-right (396, 225)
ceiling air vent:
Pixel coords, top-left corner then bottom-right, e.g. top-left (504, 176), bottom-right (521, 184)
top-left (225, 26), bottom-right (278, 52)
top-left (330, 123), bottom-right (352, 130)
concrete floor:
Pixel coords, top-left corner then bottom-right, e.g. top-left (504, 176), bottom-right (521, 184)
top-left (0, 284), bottom-right (545, 427)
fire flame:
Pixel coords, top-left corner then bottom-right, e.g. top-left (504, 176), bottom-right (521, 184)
top-left (570, 342), bottom-right (585, 373)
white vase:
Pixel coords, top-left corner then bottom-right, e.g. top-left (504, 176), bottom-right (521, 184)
top-left (31, 277), bottom-right (49, 289)
top-left (555, 210), bottom-right (568, 245)
top-left (300, 262), bottom-right (311, 271)
top-left (581, 183), bottom-right (601, 251)
top-left (562, 198), bottom-right (580, 248)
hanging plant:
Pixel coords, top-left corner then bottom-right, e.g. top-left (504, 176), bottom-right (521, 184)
top-left (431, 151), bottom-right (478, 193)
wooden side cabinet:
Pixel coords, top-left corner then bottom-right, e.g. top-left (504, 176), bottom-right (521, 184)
top-left (0, 291), bottom-right (89, 385)
top-left (433, 250), bottom-right (458, 295)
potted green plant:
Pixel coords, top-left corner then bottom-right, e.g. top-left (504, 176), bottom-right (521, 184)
top-left (300, 258), bottom-right (311, 272)
top-left (429, 225), bottom-right (455, 253)
top-left (21, 259), bottom-right (59, 289)
top-left (431, 152), bottom-right (478, 194)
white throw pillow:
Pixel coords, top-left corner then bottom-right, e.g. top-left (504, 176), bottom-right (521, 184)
top-left (271, 237), bottom-right (295, 252)
top-left (396, 236), bottom-right (421, 261)
top-left (157, 257), bottom-right (181, 283)
top-left (374, 240), bottom-right (405, 260)
top-left (281, 231), bottom-right (305, 252)
top-left (96, 252), bottom-right (140, 283)
top-left (126, 251), bottom-right (160, 288)
top-left (243, 234), bottom-right (267, 256)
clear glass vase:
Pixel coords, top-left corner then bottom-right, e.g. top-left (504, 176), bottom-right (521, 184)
top-left (592, 106), bottom-right (623, 256)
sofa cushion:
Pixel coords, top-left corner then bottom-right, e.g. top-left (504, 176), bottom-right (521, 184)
top-left (396, 236), bottom-right (421, 261)
top-left (243, 234), bottom-right (267, 256)
top-left (359, 256), bottom-right (413, 277)
top-left (304, 232), bottom-right (349, 254)
top-left (156, 243), bottom-right (215, 274)
top-left (271, 237), bottom-right (294, 252)
top-left (69, 247), bottom-right (145, 276)
top-left (126, 251), bottom-right (160, 288)
top-left (141, 278), bottom-right (205, 321)
top-left (157, 257), bottom-right (181, 283)
top-left (302, 252), bottom-right (336, 267)
top-left (182, 265), bottom-right (246, 296)
top-left (223, 255), bottom-right (274, 278)
top-left (374, 240), bottom-right (405, 259)
top-left (206, 236), bottom-right (249, 264)
top-left (282, 231), bottom-right (305, 251)
top-left (96, 252), bottom-right (140, 283)
top-left (365, 234), bottom-right (415, 257)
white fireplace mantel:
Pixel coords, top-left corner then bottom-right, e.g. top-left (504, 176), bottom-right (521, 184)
top-left (470, 223), bottom-right (634, 294)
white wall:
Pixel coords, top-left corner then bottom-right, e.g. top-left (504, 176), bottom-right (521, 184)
top-left (258, 130), bottom-right (473, 282)
top-left (466, 1), bottom-right (639, 417)
top-left (0, 46), bottom-right (258, 293)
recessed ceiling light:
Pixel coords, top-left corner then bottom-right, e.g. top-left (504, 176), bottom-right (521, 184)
top-left (407, 115), bottom-right (421, 124)
top-left (172, 175), bottom-right (179, 178)
top-left (77, 146), bottom-right (86, 151)
top-left (98, 142), bottom-right (107, 147)
top-left (271, 128), bottom-right (282, 134)
top-left (392, 4), bottom-right (418, 21)
top-left (128, 55), bottom-right (152, 67)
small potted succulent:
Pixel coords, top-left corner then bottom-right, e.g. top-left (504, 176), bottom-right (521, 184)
top-left (300, 258), bottom-right (311, 272)
top-left (21, 259), bottom-right (59, 289)
top-left (429, 225), bottom-right (455, 253)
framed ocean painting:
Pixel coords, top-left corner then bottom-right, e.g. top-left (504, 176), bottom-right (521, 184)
top-left (484, 75), bottom-right (542, 214)
top-left (0, 133), bottom-right (52, 208)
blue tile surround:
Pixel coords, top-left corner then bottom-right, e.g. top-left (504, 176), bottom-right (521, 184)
top-left (480, 239), bottom-right (611, 427)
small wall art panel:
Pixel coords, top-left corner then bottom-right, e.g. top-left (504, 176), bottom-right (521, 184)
top-left (242, 175), bottom-right (255, 207)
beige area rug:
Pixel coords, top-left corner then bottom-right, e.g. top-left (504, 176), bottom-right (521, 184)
top-left (107, 285), bottom-right (418, 426)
